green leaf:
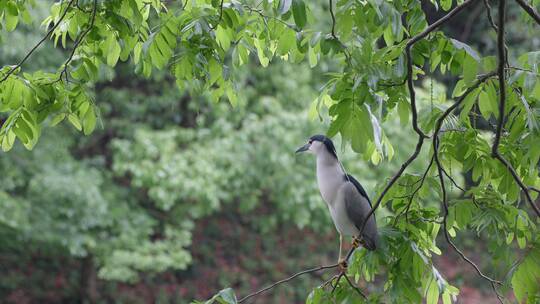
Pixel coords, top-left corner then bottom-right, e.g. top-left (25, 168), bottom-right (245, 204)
top-left (68, 113), bottom-right (82, 131)
top-left (291, 0), bottom-right (307, 28)
top-left (104, 34), bottom-right (121, 67)
top-left (253, 38), bottom-right (270, 67)
top-left (511, 245), bottom-right (540, 303)
top-left (478, 91), bottom-right (492, 119)
top-left (308, 46), bottom-right (317, 68)
top-left (450, 39), bottom-right (480, 61)
top-left (426, 278), bottom-right (439, 304)
top-left (50, 113), bottom-right (66, 126)
top-left (133, 42), bottom-right (143, 64)
top-left (5, 1), bottom-right (19, 31)
top-left (208, 58), bottom-right (222, 85)
top-left (83, 107), bottom-right (96, 135)
top-left (398, 98), bottom-right (409, 127)
top-left (226, 84), bottom-right (238, 107)
top-left (277, 29), bottom-right (296, 56)
top-left (204, 288), bottom-right (237, 304)
top-left (215, 25), bottom-right (231, 51)
top-left (441, 0), bottom-right (453, 11)
top-left (1, 130), bottom-right (16, 152)
top-left (5, 11), bottom-right (19, 32)
top-left (462, 55), bottom-right (478, 85)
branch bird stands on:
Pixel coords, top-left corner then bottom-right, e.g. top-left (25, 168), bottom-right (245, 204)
top-left (296, 135), bottom-right (378, 270)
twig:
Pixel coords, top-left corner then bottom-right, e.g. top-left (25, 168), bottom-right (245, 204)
top-left (0, 0), bottom-right (77, 83)
top-left (491, 0), bottom-right (540, 217)
top-left (57, 0), bottom-right (98, 83)
top-left (324, 0), bottom-right (352, 65)
top-left (483, 0), bottom-right (499, 32)
top-left (209, 0), bottom-right (224, 30)
top-left (342, 272), bottom-right (367, 299)
top-left (507, 66), bottom-right (540, 76)
top-left (243, 5), bottom-right (296, 31)
top-left (393, 154), bottom-right (435, 224)
top-left (329, 0), bottom-right (337, 38)
top-left (237, 263), bottom-right (338, 303)
top-left (440, 166), bottom-right (465, 192)
top-left (331, 272), bottom-right (344, 293)
top-left (406, 0), bottom-right (477, 46)
top-left (530, 187), bottom-right (540, 194)
top-left (75, 0), bottom-right (92, 13)
top-left (379, 78), bottom-right (407, 88)
top-left (514, 0), bottom-right (540, 25)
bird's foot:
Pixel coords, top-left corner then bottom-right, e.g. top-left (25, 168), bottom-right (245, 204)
top-left (352, 236), bottom-right (363, 248)
top-left (338, 259), bottom-right (348, 272)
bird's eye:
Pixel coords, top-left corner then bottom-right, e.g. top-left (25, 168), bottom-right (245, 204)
top-left (308, 140), bottom-right (313, 144)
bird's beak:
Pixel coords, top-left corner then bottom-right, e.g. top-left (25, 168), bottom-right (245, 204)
top-left (295, 144), bottom-right (310, 154)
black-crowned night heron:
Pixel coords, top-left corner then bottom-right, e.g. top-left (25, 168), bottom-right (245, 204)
top-left (296, 135), bottom-right (378, 268)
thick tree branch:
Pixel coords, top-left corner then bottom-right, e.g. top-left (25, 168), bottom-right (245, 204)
top-left (0, 0), bottom-right (77, 83)
top-left (491, 0), bottom-right (540, 217)
top-left (237, 263), bottom-right (338, 303)
top-left (514, 0), bottom-right (540, 25)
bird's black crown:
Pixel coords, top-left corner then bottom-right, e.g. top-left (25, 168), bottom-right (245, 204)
top-left (310, 134), bottom-right (338, 159)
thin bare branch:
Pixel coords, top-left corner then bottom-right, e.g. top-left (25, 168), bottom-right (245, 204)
top-left (243, 5), bottom-right (296, 31)
top-left (491, 0), bottom-right (540, 217)
top-left (530, 187), bottom-right (540, 194)
top-left (483, 0), bottom-right (499, 32)
top-left (0, 0), bottom-right (77, 83)
top-left (393, 154), bottom-right (435, 225)
top-left (406, 0), bottom-right (477, 46)
top-left (325, 0), bottom-right (353, 66)
top-left (342, 272), bottom-right (367, 299)
top-left (440, 166), bottom-right (465, 192)
top-left (57, 0), bottom-right (98, 83)
top-left (237, 263), bottom-right (338, 303)
top-left (329, 0), bottom-right (337, 38)
top-left (514, 0), bottom-right (540, 25)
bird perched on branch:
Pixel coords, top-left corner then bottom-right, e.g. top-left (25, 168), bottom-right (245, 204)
top-left (296, 135), bottom-right (378, 269)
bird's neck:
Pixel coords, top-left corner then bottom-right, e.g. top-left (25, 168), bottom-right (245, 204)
top-left (316, 153), bottom-right (344, 205)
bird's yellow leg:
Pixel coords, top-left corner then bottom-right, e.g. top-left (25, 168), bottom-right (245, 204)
top-left (352, 235), bottom-right (363, 248)
top-left (338, 234), bottom-right (343, 262)
top-left (338, 234), bottom-right (347, 271)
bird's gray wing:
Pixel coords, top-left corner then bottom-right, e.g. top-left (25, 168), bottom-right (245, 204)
top-left (341, 181), bottom-right (378, 250)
